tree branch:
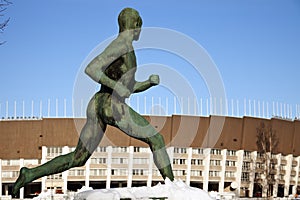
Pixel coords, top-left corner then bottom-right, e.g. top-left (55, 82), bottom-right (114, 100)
top-left (0, 0), bottom-right (11, 45)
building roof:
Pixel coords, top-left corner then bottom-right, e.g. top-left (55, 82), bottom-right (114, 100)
top-left (0, 115), bottom-right (299, 159)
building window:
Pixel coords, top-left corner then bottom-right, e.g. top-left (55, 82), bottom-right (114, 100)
top-left (192, 148), bottom-right (203, 154)
top-left (271, 154), bottom-right (277, 159)
top-left (191, 159), bottom-right (203, 166)
top-left (210, 160), bottom-right (221, 166)
top-left (278, 174), bottom-right (284, 180)
top-left (77, 170), bottom-right (85, 176)
top-left (191, 170), bottom-right (202, 176)
top-left (173, 159), bottom-right (186, 165)
top-left (120, 158), bottom-right (127, 164)
top-left (256, 162), bottom-right (264, 169)
top-left (47, 147), bottom-right (63, 157)
top-left (91, 158), bottom-right (106, 164)
top-left (133, 158), bottom-right (149, 165)
top-left (255, 172), bottom-right (261, 180)
top-left (69, 170), bottom-right (75, 176)
top-left (244, 151), bottom-right (251, 159)
top-left (69, 147), bottom-right (76, 151)
top-left (68, 170), bottom-right (84, 176)
top-left (211, 149), bottom-right (221, 155)
top-left (2, 171), bottom-right (19, 178)
top-left (111, 158), bottom-right (128, 164)
top-left (2, 172), bottom-right (9, 178)
top-left (241, 172), bottom-right (250, 182)
top-left (225, 171), bottom-right (235, 178)
top-left (120, 169), bottom-right (129, 176)
top-left (174, 147), bottom-right (187, 154)
top-left (226, 161), bottom-right (236, 167)
top-left (139, 147), bottom-right (149, 153)
top-left (112, 147), bottom-right (128, 153)
top-left (90, 169), bottom-right (107, 176)
top-left (48, 173), bottom-right (62, 179)
top-left (279, 165), bottom-right (286, 171)
top-left (132, 169), bottom-right (146, 176)
top-left (2, 160), bottom-right (20, 166)
top-left (133, 147), bottom-right (140, 152)
top-left (24, 159), bottom-right (39, 166)
top-left (227, 150), bottom-right (236, 156)
top-left (209, 171), bottom-right (220, 177)
top-left (132, 169), bottom-right (138, 175)
top-left (270, 163), bottom-right (276, 170)
top-left (173, 170), bottom-right (186, 176)
top-left (242, 162), bottom-right (251, 171)
top-left (111, 169), bottom-right (128, 176)
top-left (94, 147), bottom-right (106, 152)
top-left (257, 152), bottom-right (264, 159)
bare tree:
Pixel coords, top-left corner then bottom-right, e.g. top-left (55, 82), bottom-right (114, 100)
top-left (0, 0), bottom-right (11, 45)
top-left (255, 122), bottom-right (279, 198)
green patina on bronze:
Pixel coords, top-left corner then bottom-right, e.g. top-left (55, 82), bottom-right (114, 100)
top-left (13, 7), bottom-right (174, 195)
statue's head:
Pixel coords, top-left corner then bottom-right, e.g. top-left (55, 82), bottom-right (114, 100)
top-left (118, 8), bottom-right (143, 41)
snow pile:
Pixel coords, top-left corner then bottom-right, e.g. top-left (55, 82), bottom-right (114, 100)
top-left (32, 190), bottom-right (52, 200)
top-left (32, 189), bottom-right (76, 200)
top-left (74, 178), bottom-right (213, 200)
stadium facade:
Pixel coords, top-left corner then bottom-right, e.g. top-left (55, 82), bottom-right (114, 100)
top-left (0, 115), bottom-right (300, 198)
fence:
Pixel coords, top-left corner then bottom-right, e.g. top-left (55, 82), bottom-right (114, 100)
top-left (1, 96), bottom-right (300, 120)
top-left (5, 196), bottom-right (299, 200)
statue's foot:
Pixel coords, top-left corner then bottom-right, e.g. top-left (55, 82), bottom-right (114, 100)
top-left (12, 167), bottom-right (30, 196)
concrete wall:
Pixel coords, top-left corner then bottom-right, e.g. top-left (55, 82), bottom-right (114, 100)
top-left (0, 120), bottom-right (42, 159)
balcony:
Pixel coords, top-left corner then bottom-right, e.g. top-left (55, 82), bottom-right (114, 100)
top-left (254, 178), bottom-right (263, 184)
top-left (243, 152), bottom-right (252, 161)
top-left (280, 159), bottom-right (287, 165)
top-left (270, 158), bottom-right (278, 165)
top-left (279, 169), bottom-right (286, 175)
top-left (241, 178), bottom-right (250, 184)
top-left (210, 154), bottom-right (223, 160)
top-left (291, 170), bottom-right (297, 177)
top-left (226, 166), bottom-right (237, 171)
top-left (226, 150), bottom-right (237, 160)
top-left (225, 176), bottom-right (236, 182)
top-left (270, 169), bottom-right (277, 175)
top-left (290, 181), bottom-right (296, 186)
top-left (89, 168), bottom-right (107, 181)
top-left (209, 165), bottom-right (222, 171)
top-left (292, 160), bottom-right (298, 167)
top-left (191, 165), bottom-right (204, 171)
top-left (242, 167), bottom-right (251, 172)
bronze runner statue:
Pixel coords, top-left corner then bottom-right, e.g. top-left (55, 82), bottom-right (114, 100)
top-left (13, 7), bottom-right (174, 195)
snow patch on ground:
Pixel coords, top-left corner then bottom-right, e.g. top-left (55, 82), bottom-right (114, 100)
top-left (74, 178), bottom-right (213, 200)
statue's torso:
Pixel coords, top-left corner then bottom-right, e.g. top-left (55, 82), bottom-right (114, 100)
top-left (100, 50), bottom-right (137, 98)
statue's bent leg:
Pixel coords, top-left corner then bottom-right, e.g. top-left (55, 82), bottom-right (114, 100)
top-left (13, 98), bottom-right (106, 195)
top-left (112, 103), bottom-right (174, 181)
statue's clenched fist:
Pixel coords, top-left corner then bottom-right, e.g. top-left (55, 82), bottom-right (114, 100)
top-left (149, 74), bottom-right (160, 86)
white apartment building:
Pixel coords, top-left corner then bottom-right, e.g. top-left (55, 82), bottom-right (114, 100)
top-left (1, 146), bottom-right (299, 199)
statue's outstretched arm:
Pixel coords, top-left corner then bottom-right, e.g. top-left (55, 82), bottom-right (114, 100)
top-left (133, 74), bottom-right (159, 93)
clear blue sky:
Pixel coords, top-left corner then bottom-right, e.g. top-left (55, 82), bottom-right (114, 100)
top-left (0, 0), bottom-right (299, 117)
